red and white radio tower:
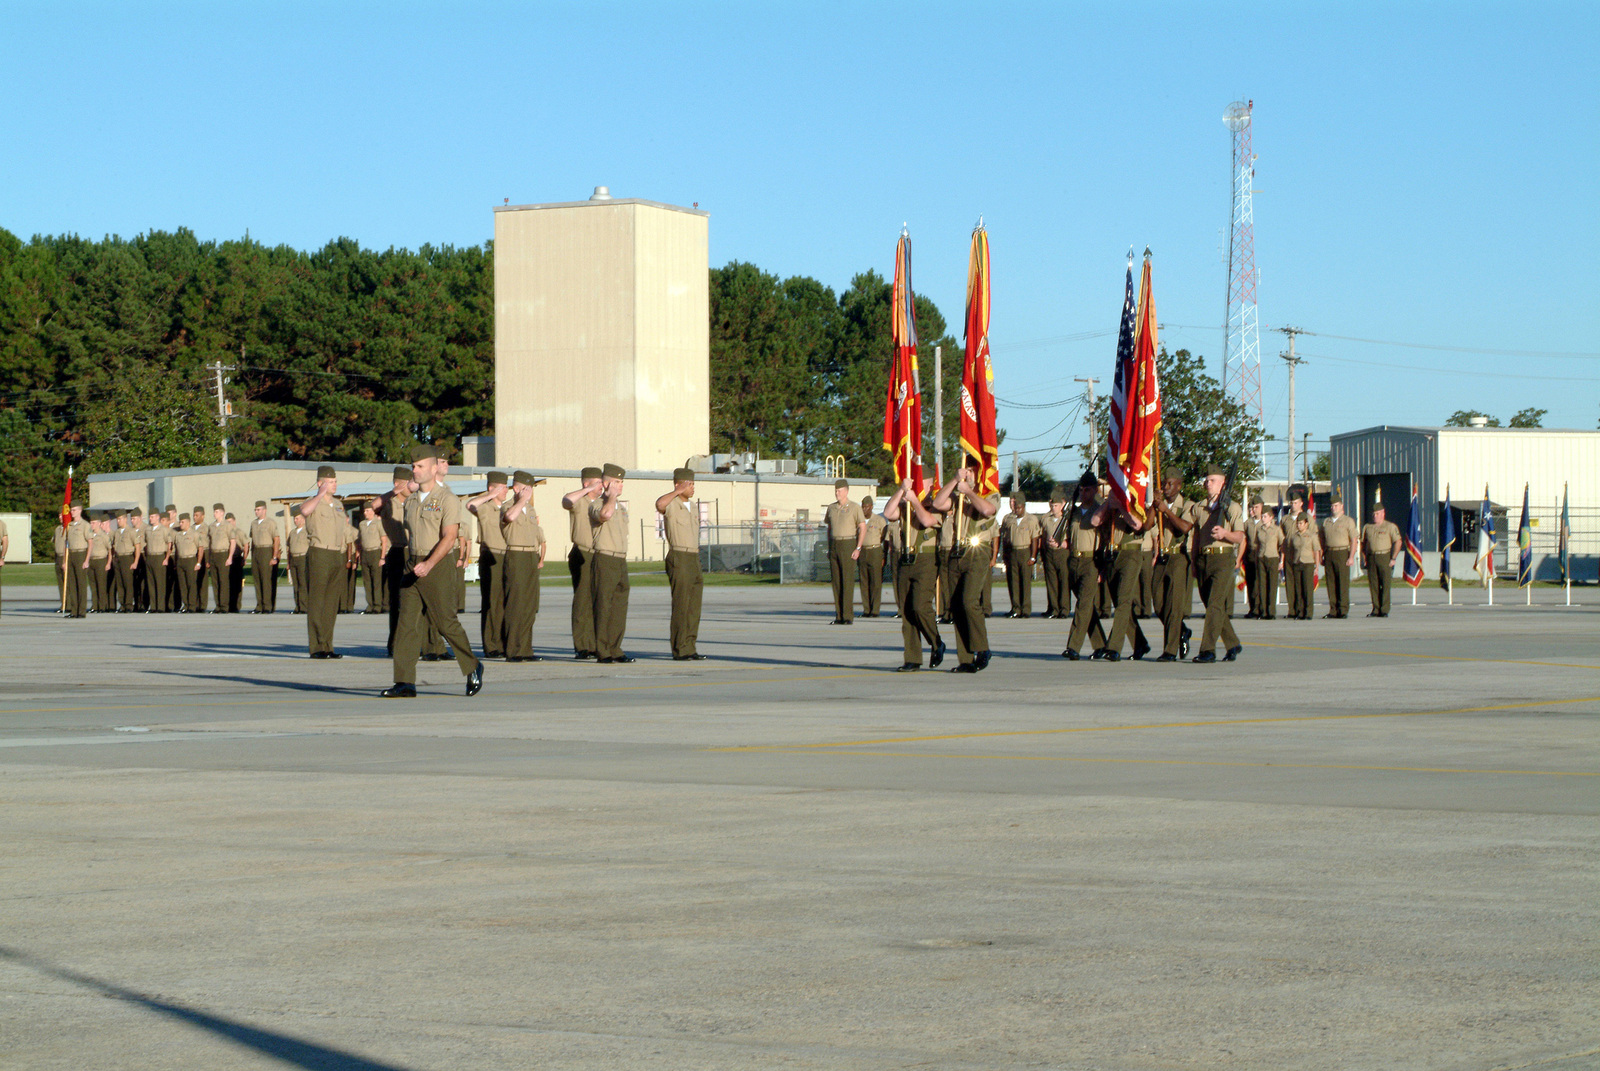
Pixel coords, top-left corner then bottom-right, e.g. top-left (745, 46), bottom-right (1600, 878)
top-left (1222, 100), bottom-right (1262, 425)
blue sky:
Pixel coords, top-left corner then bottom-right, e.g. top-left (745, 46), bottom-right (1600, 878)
top-left (3, 1), bottom-right (1595, 477)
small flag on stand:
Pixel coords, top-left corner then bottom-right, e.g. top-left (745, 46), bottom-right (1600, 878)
top-left (1404, 484), bottom-right (1424, 588)
top-left (1558, 483), bottom-right (1571, 585)
top-left (1473, 485), bottom-right (1496, 584)
top-left (1516, 483), bottom-right (1533, 587)
top-left (1439, 484), bottom-right (1455, 591)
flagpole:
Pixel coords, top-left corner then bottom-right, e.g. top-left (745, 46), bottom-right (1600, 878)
top-left (1564, 483), bottom-right (1571, 607)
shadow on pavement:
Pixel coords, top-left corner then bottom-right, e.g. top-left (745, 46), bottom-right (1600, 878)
top-left (0, 945), bottom-right (418, 1071)
top-left (145, 669), bottom-right (378, 696)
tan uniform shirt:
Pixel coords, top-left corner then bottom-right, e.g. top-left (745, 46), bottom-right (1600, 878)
top-left (54, 524), bottom-right (68, 556)
top-left (589, 497), bottom-right (629, 557)
top-left (251, 517), bottom-right (277, 549)
top-left (404, 487), bottom-right (463, 560)
top-left (192, 520), bottom-right (211, 552)
top-left (145, 522), bottom-right (173, 560)
top-left (358, 517), bottom-right (385, 552)
top-left (1320, 514), bottom-right (1358, 551)
top-left (287, 525), bottom-right (309, 556)
top-left (304, 498), bottom-right (346, 551)
top-left (89, 528), bottom-right (111, 560)
top-left (66, 519), bottom-right (91, 552)
top-left (113, 525), bottom-right (138, 555)
top-left (381, 495), bottom-right (407, 555)
top-left (825, 501), bottom-right (865, 541)
top-left (1256, 522), bottom-right (1284, 559)
top-left (957, 494), bottom-right (1002, 548)
top-left (861, 514), bottom-right (887, 550)
top-left (938, 511), bottom-right (955, 550)
top-left (569, 494), bottom-right (597, 551)
top-left (1067, 502), bottom-right (1100, 554)
top-left (503, 507), bottom-right (543, 551)
top-left (1157, 495), bottom-right (1189, 553)
top-left (1244, 516), bottom-right (1263, 555)
top-left (173, 528), bottom-right (199, 558)
top-left (1001, 512), bottom-right (1042, 554)
top-left (207, 520), bottom-right (235, 554)
top-left (342, 522), bottom-right (358, 560)
top-left (1287, 529), bottom-right (1319, 564)
top-left (1362, 521), bottom-right (1402, 555)
top-left (661, 498), bottom-right (699, 553)
top-left (1187, 498), bottom-right (1245, 554)
top-left (475, 498), bottom-right (507, 552)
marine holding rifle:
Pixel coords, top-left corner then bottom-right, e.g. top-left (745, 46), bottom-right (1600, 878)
top-left (1185, 463), bottom-right (1246, 663)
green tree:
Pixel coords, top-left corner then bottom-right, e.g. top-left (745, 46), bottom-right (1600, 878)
top-left (1508, 407), bottom-right (1546, 428)
top-left (1445, 409), bottom-right (1501, 427)
top-left (81, 371), bottom-right (223, 472)
top-left (999, 459), bottom-right (1055, 500)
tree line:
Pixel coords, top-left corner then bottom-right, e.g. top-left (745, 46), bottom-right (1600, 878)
top-left (2, 225), bottom-right (1270, 558)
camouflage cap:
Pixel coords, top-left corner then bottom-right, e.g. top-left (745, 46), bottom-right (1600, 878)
top-left (486, 471), bottom-right (508, 487)
top-left (581, 466), bottom-right (603, 482)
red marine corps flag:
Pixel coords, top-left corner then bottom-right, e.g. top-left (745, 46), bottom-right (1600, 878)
top-left (882, 228), bottom-right (924, 491)
top-left (960, 221), bottom-right (1000, 495)
top-left (1107, 249), bottom-right (1162, 525)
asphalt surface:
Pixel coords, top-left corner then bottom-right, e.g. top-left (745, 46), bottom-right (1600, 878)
top-left (2, 577), bottom-right (1596, 1070)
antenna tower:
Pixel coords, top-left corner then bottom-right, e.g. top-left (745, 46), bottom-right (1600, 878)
top-left (1222, 100), bottom-right (1261, 427)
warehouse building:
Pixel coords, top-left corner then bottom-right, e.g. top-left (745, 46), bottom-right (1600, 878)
top-left (1328, 425), bottom-right (1598, 581)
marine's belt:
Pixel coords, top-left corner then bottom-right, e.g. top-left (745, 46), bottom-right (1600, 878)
top-left (594, 549), bottom-right (627, 559)
top-left (1202, 545), bottom-right (1235, 554)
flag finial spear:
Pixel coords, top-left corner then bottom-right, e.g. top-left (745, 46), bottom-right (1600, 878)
top-left (1143, 246), bottom-right (1152, 260)
top-left (1126, 247), bottom-right (1134, 268)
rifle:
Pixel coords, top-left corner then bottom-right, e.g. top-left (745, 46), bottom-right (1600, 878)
top-left (1201, 461), bottom-right (1240, 539)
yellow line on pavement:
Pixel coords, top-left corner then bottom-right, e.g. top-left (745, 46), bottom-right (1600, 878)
top-left (729, 748), bottom-right (1598, 778)
top-left (711, 696), bottom-right (1600, 752)
top-left (1249, 641), bottom-right (1599, 670)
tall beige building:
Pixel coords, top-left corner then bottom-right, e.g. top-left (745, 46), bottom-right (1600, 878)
top-left (493, 188), bottom-right (710, 472)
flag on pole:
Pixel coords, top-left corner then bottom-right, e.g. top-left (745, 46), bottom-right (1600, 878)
top-left (1516, 483), bottom-right (1533, 586)
top-left (883, 229), bottom-right (924, 491)
top-left (1558, 482), bottom-right (1571, 585)
top-left (960, 223), bottom-right (1000, 496)
top-left (60, 465), bottom-right (73, 525)
top-left (1403, 484), bottom-right (1424, 588)
top-left (1439, 483), bottom-right (1455, 590)
top-left (1473, 484), bottom-right (1495, 582)
top-left (1107, 250), bottom-right (1162, 525)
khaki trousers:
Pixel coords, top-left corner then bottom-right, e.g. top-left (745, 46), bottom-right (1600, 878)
top-left (828, 539), bottom-right (856, 622)
top-left (1105, 545), bottom-right (1150, 656)
top-left (1154, 551), bottom-right (1191, 656)
top-left (1255, 556), bottom-right (1280, 618)
top-left (949, 549), bottom-right (991, 665)
top-left (591, 552), bottom-right (630, 660)
top-left (66, 551), bottom-right (88, 616)
top-left (175, 556), bottom-right (198, 611)
top-left (568, 546), bottom-right (595, 654)
top-left (894, 552), bottom-right (941, 664)
top-left (856, 546), bottom-right (883, 615)
top-left (1195, 550), bottom-right (1241, 654)
top-left (207, 550), bottom-right (229, 611)
top-left (252, 547), bottom-right (277, 612)
top-left (1041, 547), bottom-right (1070, 616)
top-left (147, 557), bottom-right (169, 612)
top-left (477, 546), bottom-right (505, 654)
top-left (1324, 551), bottom-right (1351, 616)
top-left (392, 564), bottom-right (477, 684)
top-left (1288, 561), bottom-right (1314, 618)
top-left (502, 550), bottom-right (541, 658)
top-left (1004, 549), bottom-right (1032, 615)
top-left (91, 557), bottom-right (110, 610)
top-left (305, 547), bottom-right (344, 654)
top-left (114, 553), bottom-right (136, 611)
top-left (665, 549), bottom-right (703, 657)
top-left (1065, 554), bottom-right (1109, 654)
top-left (1366, 550), bottom-right (1393, 614)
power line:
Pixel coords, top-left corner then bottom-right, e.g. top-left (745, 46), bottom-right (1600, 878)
top-left (1296, 351), bottom-right (1599, 383)
top-left (1163, 324), bottom-right (1597, 359)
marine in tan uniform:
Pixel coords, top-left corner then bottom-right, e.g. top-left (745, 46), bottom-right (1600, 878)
top-left (173, 516), bottom-right (201, 612)
top-left (53, 517), bottom-right (68, 614)
top-left (62, 505), bottom-right (90, 618)
top-left (357, 503), bottom-right (388, 616)
top-left (1185, 465), bottom-right (1245, 662)
top-left (378, 467), bottom-right (413, 649)
top-left (111, 510), bottom-right (138, 612)
top-left (129, 508), bottom-right (150, 610)
top-left (381, 445), bottom-right (483, 698)
top-left (466, 472), bottom-right (511, 657)
top-left (248, 501), bottom-right (281, 613)
top-left (189, 507), bottom-right (210, 611)
top-left (1242, 498), bottom-right (1264, 618)
top-left (881, 479), bottom-right (945, 671)
top-left (857, 496), bottom-right (887, 617)
top-left (1285, 514), bottom-right (1321, 619)
top-left (1092, 501), bottom-right (1153, 661)
top-left (823, 480), bottom-right (866, 624)
top-left (224, 512), bottom-right (246, 611)
top-left (1253, 506), bottom-right (1283, 621)
top-left (589, 463), bottom-right (633, 663)
top-left (1060, 472), bottom-right (1109, 659)
top-left (144, 508), bottom-right (172, 613)
top-left (1039, 490), bottom-right (1071, 618)
top-left (1146, 474), bottom-right (1194, 660)
top-left (936, 508), bottom-right (957, 623)
top-left (286, 512), bottom-right (310, 613)
top-left (88, 516), bottom-right (113, 611)
top-left (657, 467), bottom-right (705, 660)
top-left (1000, 492), bottom-right (1041, 618)
top-left (298, 468), bottom-right (348, 657)
top-left (340, 513), bottom-right (359, 614)
top-left (1360, 504), bottom-right (1403, 617)
top-left (204, 505), bottom-right (236, 614)
top-left (931, 458), bottom-right (999, 672)
top-left (561, 466), bottom-right (603, 659)
top-left (500, 471), bottom-right (545, 662)
top-left (1318, 493), bottom-right (1358, 618)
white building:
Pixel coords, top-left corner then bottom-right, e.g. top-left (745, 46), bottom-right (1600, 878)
top-left (1328, 425), bottom-right (1598, 581)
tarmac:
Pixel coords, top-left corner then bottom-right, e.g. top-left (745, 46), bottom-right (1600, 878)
top-left (1, 576), bottom-right (1596, 1070)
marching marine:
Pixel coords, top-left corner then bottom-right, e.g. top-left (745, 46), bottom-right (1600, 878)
top-left (1185, 464), bottom-right (1245, 663)
top-left (881, 479), bottom-right (945, 671)
top-left (931, 458), bottom-right (998, 673)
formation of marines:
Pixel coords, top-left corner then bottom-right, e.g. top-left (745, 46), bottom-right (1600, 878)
top-left (36, 449), bottom-right (1408, 689)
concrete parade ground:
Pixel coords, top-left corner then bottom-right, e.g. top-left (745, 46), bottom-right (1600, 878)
top-left (1, 576), bottom-right (1596, 1071)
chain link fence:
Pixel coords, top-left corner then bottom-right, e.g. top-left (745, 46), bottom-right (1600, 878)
top-left (693, 522), bottom-right (832, 583)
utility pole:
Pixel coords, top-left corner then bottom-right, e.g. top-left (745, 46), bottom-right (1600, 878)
top-left (1074, 376), bottom-right (1099, 472)
top-left (933, 345), bottom-right (943, 485)
top-left (213, 356), bottom-right (234, 465)
top-left (1277, 327), bottom-right (1305, 483)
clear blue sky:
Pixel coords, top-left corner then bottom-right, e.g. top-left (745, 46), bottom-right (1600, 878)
top-left (4, 2), bottom-right (1596, 478)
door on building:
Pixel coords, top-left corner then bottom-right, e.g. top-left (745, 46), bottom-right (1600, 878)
top-left (1360, 473), bottom-right (1413, 529)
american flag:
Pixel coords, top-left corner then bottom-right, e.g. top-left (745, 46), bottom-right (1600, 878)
top-left (1106, 252), bottom-right (1161, 525)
